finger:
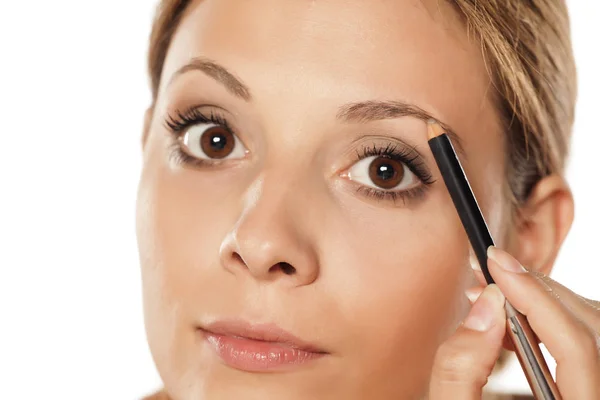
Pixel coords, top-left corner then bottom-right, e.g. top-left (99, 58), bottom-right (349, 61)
top-left (466, 286), bottom-right (517, 352)
top-left (464, 286), bottom-right (484, 304)
top-left (473, 248), bottom-right (600, 332)
top-left (472, 248), bottom-right (600, 328)
top-left (429, 284), bottom-right (506, 399)
top-left (530, 272), bottom-right (600, 333)
top-left (487, 247), bottom-right (600, 399)
top-left (469, 251), bottom-right (489, 286)
top-left (470, 250), bottom-right (600, 340)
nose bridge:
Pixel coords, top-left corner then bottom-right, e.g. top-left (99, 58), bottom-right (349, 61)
top-left (238, 173), bottom-right (299, 248)
top-left (220, 167), bottom-right (320, 286)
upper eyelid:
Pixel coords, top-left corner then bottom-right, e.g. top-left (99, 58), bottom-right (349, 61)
top-left (352, 135), bottom-right (431, 166)
top-left (352, 135), bottom-right (423, 154)
top-left (165, 106), bottom-right (236, 132)
top-left (164, 107), bottom-right (252, 154)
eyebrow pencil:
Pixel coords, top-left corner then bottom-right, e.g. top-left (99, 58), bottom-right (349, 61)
top-left (427, 120), bottom-right (561, 400)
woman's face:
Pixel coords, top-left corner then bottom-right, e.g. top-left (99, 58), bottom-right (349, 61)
top-left (137, 0), bottom-right (509, 398)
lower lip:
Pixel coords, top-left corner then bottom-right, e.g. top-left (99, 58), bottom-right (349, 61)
top-left (201, 331), bottom-right (325, 372)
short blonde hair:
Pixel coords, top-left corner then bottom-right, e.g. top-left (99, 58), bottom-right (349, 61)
top-left (147, 0), bottom-right (577, 204)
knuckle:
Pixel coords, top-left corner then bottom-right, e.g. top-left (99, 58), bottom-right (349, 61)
top-left (533, 273), bottom-right (558, 296)
top-left (569, 324), bottom-right (600, 365)
top-left (531, 270), bottom-right (548, 282)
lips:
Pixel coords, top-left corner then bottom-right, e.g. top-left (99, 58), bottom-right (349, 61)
top-left (198, 320), bottom-right (327, 372)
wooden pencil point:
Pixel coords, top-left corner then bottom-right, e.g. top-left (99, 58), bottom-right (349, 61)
top-left (427, 119), bottom-right (445, 140)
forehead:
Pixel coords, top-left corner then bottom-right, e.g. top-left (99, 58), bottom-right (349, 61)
top-left (160, 0), bottom-right (496, 138)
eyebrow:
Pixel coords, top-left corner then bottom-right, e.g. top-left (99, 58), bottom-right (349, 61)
top-left (337, 101), bottom-right (466, 157)
top-left (170, 58), bottom-right (466, 157)
top-left (169, 57), bottom-right (252, 101)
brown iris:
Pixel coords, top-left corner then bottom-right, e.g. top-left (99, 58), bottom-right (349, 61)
top-left (199, 126), bottom-right (235, 159)
top-left (368, 157), bottom-right (405, 189)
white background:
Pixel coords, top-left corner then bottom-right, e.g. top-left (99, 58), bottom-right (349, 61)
top-left (0, 1), bottom-right (597, 399)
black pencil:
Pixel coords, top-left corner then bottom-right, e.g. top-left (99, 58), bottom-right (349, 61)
top-left (427, 120), bottom-right (561, 400)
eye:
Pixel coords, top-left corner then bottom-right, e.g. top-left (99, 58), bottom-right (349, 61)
top-left (347, 155), bottom-right (419, 191)
top-left (180, 123), bottom-right (247, 160)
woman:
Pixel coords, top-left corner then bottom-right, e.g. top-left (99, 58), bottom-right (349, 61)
top-left (137, 0), bottom-right (600, 398)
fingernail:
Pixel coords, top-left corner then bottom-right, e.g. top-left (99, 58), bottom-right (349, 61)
top-left (463, 285), bottom-right (505, 332)
top-left (487, 246), bottom-right (527, 273)
top-left (469, 251), bottom-right (481, 271)
top-left (464, 287), bottom-right (483, 304)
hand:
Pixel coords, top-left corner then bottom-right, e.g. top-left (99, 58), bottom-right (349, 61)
top-left (428, 247), bottom-right (600, 399)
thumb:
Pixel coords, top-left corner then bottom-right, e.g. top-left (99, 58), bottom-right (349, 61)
top-left (428, 284), bottom-right (506, 399)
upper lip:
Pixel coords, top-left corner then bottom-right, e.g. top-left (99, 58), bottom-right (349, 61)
top-left (199, 319), bottom-right (327, 353)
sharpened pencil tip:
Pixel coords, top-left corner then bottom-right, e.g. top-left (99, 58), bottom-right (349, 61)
top-left (427, 119), bottom-right (445, 140)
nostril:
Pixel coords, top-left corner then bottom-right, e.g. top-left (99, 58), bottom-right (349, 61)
top-left (277, 262), bottom-right (296, 275)
top-left (232, 251), bottom-right (296, 276)
top-left (232, 252), bottom-right (245, 265)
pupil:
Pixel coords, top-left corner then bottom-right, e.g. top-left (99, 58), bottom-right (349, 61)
top-left (210, 134), bottom-right (227, 151)
top-left (377, 163), bottom-right (395, 180)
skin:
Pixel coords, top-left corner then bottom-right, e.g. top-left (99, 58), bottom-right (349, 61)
top-left (136, 0), bottom-right (599, 398)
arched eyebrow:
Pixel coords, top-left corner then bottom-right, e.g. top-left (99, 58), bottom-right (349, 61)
top-left (337, 101), bottom-right (466, 158)
top-left (169, 58), bottom-right (466, 158)
top-left (169, 57), bottom-right (252, 101)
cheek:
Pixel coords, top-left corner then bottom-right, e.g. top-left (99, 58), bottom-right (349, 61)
top-left (318, 194), bottom-right (474, 389)
top-left (137, 133), bottom-right (240, 301)
top-left (136, 139), bottom-right (240, 387)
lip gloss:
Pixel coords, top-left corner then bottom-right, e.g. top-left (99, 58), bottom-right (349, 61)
top-left (203, 332), bottom-right (324, 372)
top-left (197, 321), bottom-right (327, 372)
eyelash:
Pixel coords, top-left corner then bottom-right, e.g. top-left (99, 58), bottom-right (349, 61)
top-left (165, 107), bottom-right (234, 134)
top-left (164, 107), bottom-right (237, 167)
top-left (353, 143), bottom-right (435, 205)
top-left (163, 108), bottom-right (435, 205)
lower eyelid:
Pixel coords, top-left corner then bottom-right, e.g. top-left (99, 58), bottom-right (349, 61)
top-left (167, 137), bottom-right (249, 170)
top-left (354, 185), bottom-right (429, 206)
top-left (341, 171), bottom-right (430, 205)
top-left (168, 141), bottom-right (204, 167)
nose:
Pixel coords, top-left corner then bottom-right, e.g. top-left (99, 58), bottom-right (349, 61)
top-left (219, 178), bottom-right (320, 287)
